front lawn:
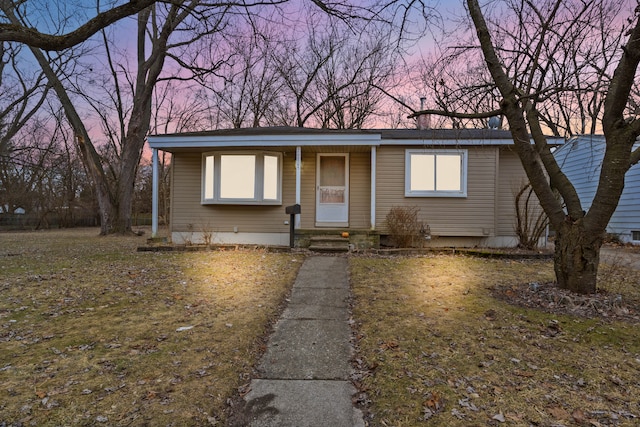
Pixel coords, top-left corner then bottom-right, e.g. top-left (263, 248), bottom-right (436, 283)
top-left (0, 229), bottom-right (302, 426)
top-left (350, 255), bottom-right (640, 426)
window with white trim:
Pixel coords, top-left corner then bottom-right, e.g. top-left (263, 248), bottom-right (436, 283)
top-left (202, 152), bottom-right (282, 204)
top-left (405, 149), bottom-right (467, 197)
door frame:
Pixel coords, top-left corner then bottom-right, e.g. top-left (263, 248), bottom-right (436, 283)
top-left (315, 153), bottom-right (349, 227)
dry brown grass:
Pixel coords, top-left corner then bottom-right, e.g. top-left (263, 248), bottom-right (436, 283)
top-left (350, 254), bottom-right (640, 426)
top-left (0, 228), bottom-right (303, 426)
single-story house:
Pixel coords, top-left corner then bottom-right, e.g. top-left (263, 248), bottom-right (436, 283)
top-left (553, 134), bottom-right (640, 245)
top-left (147, 127), bottom-right (561, 248)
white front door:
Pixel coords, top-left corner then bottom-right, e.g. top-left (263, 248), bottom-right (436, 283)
top-left (316, 153), bottom-right (349, 227)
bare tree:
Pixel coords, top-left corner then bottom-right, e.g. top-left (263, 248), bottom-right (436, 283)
top-left (186, 10), bottom-right (286, 129)
top-left (152, 81), bottom-right (213, 134)
top-left (0, 0), bottom-right (396, 50)
top-left (272, 17), bottom-right (342, 127)
top-left (1, 0), bottom-right (436, 233)
top-left (0, 42), bottom-right (52, 151)
top-left (408, 0), bottom-right (630, 137)
top-left (491, 0), bottom-right (629, 138)
top-left (0, 0), bottom-right (160, 50)
top-left (412, 50), bottom-right (499, 129)
top-left (1, 0), bottom-right (229, 234)
top-left (0, 106), bottom-right (94, 228)
top-left (149, 80), bottom-right (215, 224)
top-left (313, 25), bottom-right (397, 129)
top-left (271, 12), bottom-right (401, 128)
top-left (456, 0), bottom-right (640, 294)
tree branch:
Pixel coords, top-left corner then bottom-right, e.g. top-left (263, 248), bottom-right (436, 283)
top-left (0, 0), bottom-right (159, 50)
top-left (603, 11), bottom-right (640, 132)
top-left (407, 108), bottom-right (502, 120)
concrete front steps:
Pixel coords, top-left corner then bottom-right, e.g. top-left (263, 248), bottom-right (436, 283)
top-left (294, 229), bottom-right (380, 252)
top-left (308, 235), bottom-right (351, 253)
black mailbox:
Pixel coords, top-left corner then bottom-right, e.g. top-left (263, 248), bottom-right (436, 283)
top-left (285, 204), bottom-right (301, 215)
top-left (285, 204), bottom-right (301, 248)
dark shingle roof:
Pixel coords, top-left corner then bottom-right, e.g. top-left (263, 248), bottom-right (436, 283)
top-left (150, 126), bottom-right (514, 140)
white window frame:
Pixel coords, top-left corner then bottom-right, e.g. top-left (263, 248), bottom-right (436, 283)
top-left (201, 151), bottom-right (283, 205)
top-left (405, 149), bottom-right (468, 198)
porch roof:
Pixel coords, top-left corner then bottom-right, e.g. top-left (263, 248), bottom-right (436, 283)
top-left (147, 126), bottom-right (564, 152)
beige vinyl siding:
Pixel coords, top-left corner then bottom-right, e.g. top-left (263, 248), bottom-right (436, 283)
top-left (497, 147), bottom-right (543, 237)
top-left (171, 149), bottom-right (371, 233)
top-left (375, 146), bottom-right (497, 236)
top-left (349, 152), bottom-right (371, 228)
top-left (299, 152), bottom-right (316, 229)
top-left (170, 152), bottom-right (294, 233)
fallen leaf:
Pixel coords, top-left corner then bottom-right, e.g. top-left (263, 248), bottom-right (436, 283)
top-left (514, 370), bottom-right (535, 378)
top-left (379, 340), bottom-right (399, 351)
top-left (484, 309), bottom-right (497, 320)
top-left (572, 408), bottom-right (587, 423)
top-left (506, 412), bottom-right (524, 422)
top-left (548, 406), bottom-right (570, 420)
top-left (424, 391), bottom-right (445, 412)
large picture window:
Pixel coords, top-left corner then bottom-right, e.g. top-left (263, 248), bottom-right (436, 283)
top-left (202, 152), bottom-right (282, 204)
top-left (405, 149), bottom-right (467, 197)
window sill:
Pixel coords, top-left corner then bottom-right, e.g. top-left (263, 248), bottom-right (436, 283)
top-left (202, 200), bottom-right (282, 206)
top-left (405, 193), bottom-right (467, 198)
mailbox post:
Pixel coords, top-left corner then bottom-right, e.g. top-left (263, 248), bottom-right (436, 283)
top-left (285, 204), bottom-right (301, 248)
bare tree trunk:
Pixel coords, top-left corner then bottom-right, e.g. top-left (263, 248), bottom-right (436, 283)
top-left (1, 3), bottom-right (118, 235)
top-left (466, 0), bottom-right (640, 294)
top-left (76, 135), bottom-right (116, 235)
top-left (554, 221), bottom-right (602, 293)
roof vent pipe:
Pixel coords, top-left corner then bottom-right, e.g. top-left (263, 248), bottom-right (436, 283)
top-left (487, 116), bottom-right (501, 129)
top-left (416, 97), bottom-right (430, 130)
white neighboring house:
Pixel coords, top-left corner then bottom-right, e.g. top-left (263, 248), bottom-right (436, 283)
top-left (0, 205), bottom-right (25, 214)
top-left (553, 135), bottom-right (640, 245)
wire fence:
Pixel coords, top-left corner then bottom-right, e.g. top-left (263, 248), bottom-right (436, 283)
top-left (0, 213), bottom-right (156, 231)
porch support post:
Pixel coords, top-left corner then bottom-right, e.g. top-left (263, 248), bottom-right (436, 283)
top-left (151, 148), bottom-right (159, 238)
top-left (295, 146), bottom-right (301, 229)
top-left (370, 146), bottom-right (376, 230)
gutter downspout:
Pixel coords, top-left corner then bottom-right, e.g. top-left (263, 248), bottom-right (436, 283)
top-left (371, 146), bottom-right (376, 230)
top-left (151, 148), bottom-right (159, 238)
top-left (295, 146), bottom-right (301, 229)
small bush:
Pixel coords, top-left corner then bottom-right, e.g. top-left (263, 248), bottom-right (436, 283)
top-left (514, 182), bottom-right (548, 250)
top-left (385, 206), bottom-right (429, 248)
top-left (603, 233), bottom-right (624, 245)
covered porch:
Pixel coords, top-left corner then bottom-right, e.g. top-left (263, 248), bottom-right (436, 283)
top-left (147, 129), bottom-right (382, 246)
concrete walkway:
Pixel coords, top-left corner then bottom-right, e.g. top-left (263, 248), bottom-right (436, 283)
top-left (236, 256), bottom-right (365, 427)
